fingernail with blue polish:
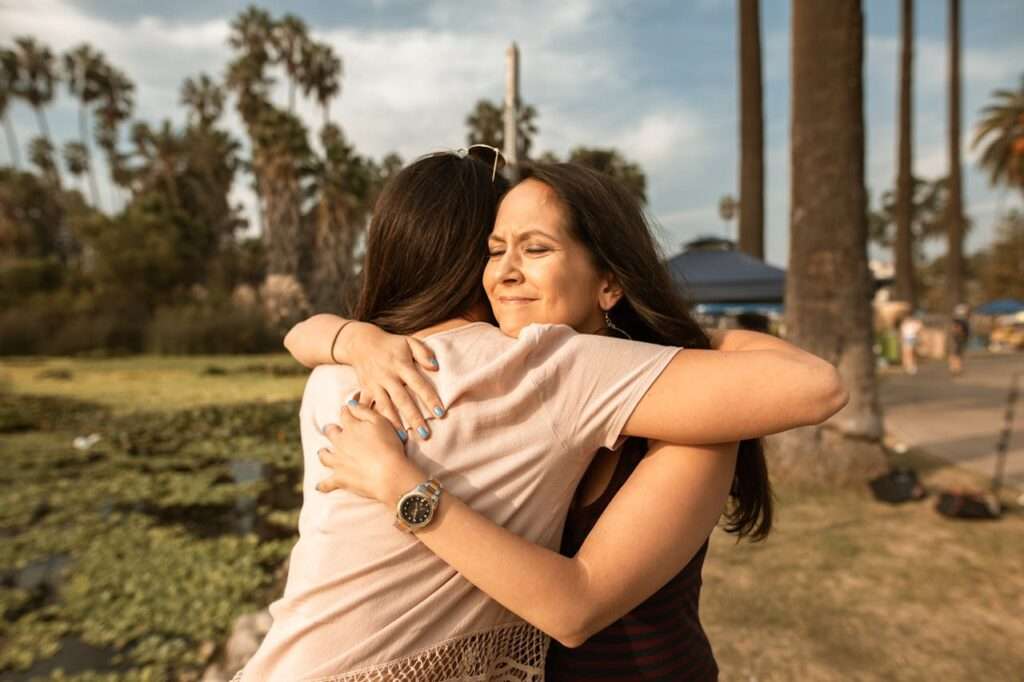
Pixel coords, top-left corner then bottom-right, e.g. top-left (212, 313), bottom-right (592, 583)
top-left (347, 399), bottom-right (358, 407)
top-left (430, 357), bottom-right (439, 368)
top-left (397, 429), bottom-right (408, 443)
top-left (417, 425), bottom-right (430, 439)
top-left (433, 406), bottom-right (445, 417)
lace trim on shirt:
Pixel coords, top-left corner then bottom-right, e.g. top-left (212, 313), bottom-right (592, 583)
top-left (234, 622), bottom-right (548, 682)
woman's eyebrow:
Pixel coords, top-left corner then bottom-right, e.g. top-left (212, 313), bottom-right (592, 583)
top-left (519, 229), bottom-right (558, 241)
top-left (490, 229), bottom-right (558, 243)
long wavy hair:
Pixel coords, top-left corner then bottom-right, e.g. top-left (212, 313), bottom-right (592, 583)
top-left (519, 162), bottom-right (773, 540)
top-left (353, 153), bottom-right (508, 333)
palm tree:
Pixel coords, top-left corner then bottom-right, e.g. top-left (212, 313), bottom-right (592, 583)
top-left (180, 73), bottom-right (225, 131)
top-left (567, 147), bottom-right (647, 204)
top-left (971, 76), bottom-right (1024, 194)
top-left (13, 37), bottom-right (59, 185)
top-left (738, 0), bottom-right (765, 260)
top-left (62, 140), bottom-right (89, 194)
top-left (308, 123), bottom-right (366, 311)
top-left (273, 13), bottom-right (309, 113)
top-left (227, 6), bottom-right (276, 122)
top-left (63, 44), bottom-right (106, 207)
top-left (303, 42), bottom-right (342, 127)
top-left (1, 48), bottom-right (21, 169)
top-left (870, 176), bottom-right (972, 267)
top-left (946, 0), bottom-right (965, 311)
top-left (130, 120), bottom-right (185, 208)
top-left (466, 99), bottom-right (538, 159)
top-left (893, 0), bottom-right (915, 306)
top-left (93, 64), bottom-right (135, 196)
top-left (27, 135), bottom-right (58, 185)
top-left (780, 0), bottom-right (886, 484)
top-left (466, 99), bottom-right (503, 148)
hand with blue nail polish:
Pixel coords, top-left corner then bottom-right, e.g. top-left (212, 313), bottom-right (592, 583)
top-left (417, 425), bottom-right (430, 439)
top-left (316, 402), bottom-right (426, 505)
top-left (328, 324), bottom-right (444, 436)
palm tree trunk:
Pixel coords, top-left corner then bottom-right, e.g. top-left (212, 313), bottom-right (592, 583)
top-left (738, 0), bottom-right (765, 260)
top-left (34, 106), bottom-right (51, 146)
top-left (894, 0), bottom-right (916, 306)
top-left (79, 106), bottom-right (102, 209)
top-left (33, 106), bottom-right (60, 187)
top-left (946, 0), bottom-right (965, 311)
top-left (2, 113), bottom-right (20, 169)
top-left (773, 0), bottom-right (886, 485)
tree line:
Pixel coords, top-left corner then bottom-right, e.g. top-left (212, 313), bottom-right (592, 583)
top-left (0, 6), bottom-right (648, 356)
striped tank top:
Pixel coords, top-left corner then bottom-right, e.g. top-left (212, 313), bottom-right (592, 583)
top-left (545, 439), bottom-right (719, 681)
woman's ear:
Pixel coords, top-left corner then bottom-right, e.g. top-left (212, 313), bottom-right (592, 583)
top-left (598, 274), bottom-right (624, 312)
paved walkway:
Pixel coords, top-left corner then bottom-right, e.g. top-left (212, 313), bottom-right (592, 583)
top-left (879, 351), bottom-right (1024, 488)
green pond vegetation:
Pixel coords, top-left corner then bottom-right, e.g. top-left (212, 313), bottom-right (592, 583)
top-left (0, 359), bottom-right (307, 680)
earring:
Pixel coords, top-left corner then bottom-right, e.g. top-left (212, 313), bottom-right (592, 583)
top-left (604, 310), bottom-right (632, 340)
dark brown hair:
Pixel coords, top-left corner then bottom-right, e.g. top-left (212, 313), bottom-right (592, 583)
top-left (519, 162), bottom-right (773, 540)
top-left (353, 153), bottom-right (509, 333)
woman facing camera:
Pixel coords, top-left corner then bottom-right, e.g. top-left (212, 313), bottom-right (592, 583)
top-left (245, 157), bottom-right (846, 681)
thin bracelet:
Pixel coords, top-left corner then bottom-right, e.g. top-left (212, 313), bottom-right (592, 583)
top-left (330, 320), bottom-right (354, 364)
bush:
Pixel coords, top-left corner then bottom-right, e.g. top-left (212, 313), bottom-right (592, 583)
top-left (145, 303), bottom-right (280, 354)
top-left (0, 293), bottom-right (148, 356)
top-left (0, 302), bottom-right (57, 355)
top-left (0, 257), bottom-right (63, 306)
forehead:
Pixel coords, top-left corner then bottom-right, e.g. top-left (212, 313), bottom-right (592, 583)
top-left (493, 179), bottom-right (569, 237)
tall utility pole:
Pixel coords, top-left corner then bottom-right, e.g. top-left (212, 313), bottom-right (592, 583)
top-left (504, 42), bottom-right (520, 182)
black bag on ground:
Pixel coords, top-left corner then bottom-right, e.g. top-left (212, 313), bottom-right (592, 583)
top-left (869, 467), bottom-right (926, 504)
top-left (935, 492), bottom-right (1002, 520)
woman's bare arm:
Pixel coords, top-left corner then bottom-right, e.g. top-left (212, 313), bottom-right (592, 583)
top-left (293, 314), bottom-right (845, 445)
top-left (319, 405), bottom-right (736, 648)
top-left (622, 331), bottom-right (847, 443)
top-left (284, 313), bottom-right (443, 435)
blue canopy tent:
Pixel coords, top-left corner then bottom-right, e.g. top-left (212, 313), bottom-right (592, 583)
top-left (975, 299), bottom-right (1024, 316)
top-left (665, 240), bottom-right (786, 307)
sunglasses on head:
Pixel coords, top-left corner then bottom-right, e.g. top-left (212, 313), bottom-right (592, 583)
top-left (420, 144), bottom-right (507, 181)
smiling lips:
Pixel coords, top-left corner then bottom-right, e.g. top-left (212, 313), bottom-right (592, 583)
top-left (498, 296), bottom-right (537, 305)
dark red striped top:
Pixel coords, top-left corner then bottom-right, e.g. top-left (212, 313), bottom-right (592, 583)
top-left (545, 439), bottom-right (718, 681)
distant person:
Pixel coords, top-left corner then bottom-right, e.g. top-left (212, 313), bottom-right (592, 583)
top-left (900, 314), bottom-right (922, 375)
top-left (949, 304), bottom-right (970, 376)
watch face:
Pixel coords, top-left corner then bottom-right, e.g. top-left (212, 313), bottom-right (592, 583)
top-left (399, 494), bottom-right (433, 525)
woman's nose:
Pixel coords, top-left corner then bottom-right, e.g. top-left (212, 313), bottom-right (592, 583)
top-left (495, 251), bottom-right (524, 284)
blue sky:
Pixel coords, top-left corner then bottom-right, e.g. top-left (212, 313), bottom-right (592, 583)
top-left (2, 0), bottom-right (1021, 266)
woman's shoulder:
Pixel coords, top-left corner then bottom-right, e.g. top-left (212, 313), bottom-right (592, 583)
top-left (302, 365), bottom-right (359, 412)
top-left (522, 323), bottom-right (674, 357)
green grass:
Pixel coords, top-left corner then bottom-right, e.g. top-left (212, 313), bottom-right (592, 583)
top-left (0, 355), bottom-right (307, 414)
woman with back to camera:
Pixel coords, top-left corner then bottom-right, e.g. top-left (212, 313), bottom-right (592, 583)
top-left (283, 161), bottom-right (847, 680)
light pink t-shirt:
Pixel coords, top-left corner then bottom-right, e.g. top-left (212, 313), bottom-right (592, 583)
top-left (240, 322), bottom-right (679, 681)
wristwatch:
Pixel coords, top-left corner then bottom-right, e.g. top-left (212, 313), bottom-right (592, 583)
top-left (394, 479), bottom-right (443, 533)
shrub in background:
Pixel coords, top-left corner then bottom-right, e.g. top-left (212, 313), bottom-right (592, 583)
top-left (145, 302), bottom-right (279, 355)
